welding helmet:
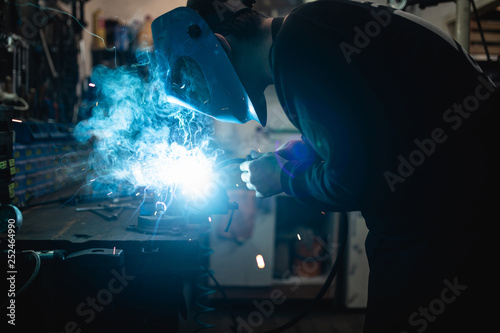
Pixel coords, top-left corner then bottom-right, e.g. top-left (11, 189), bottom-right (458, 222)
top-left (151, 0), bottom-right (266, 125)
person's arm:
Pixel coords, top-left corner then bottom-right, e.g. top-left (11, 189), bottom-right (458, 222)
top-left (280, 158), bottom-right (361, 212)
top-left (240, 114), bottom-right (367, 212)
top-left (275, 136), bottom-right (317, 161)
top-left (274, 137), bottom-right (360, 211)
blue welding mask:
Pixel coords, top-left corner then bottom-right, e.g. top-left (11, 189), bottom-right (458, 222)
top-left (152, 3), bottom-right (266, 125)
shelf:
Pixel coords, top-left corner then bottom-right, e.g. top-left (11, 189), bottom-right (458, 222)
top-left (209, 273), bottom-right (338, 300)
top-left (272, 274), bottom-right (338, 300)
top-left (273, 274), bottom-right (331, 286)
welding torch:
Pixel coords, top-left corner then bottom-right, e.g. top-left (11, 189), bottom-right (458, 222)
top-left (212, 154), bottom-right (257, 231)
top-left (214, 154), bottom-right (253, 170)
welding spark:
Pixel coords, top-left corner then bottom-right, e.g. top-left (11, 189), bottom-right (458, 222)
top-left (256, 255), bottom-right (265, 269)
top-left (12, 119), bottom-right (22, 123)
top-left (74, 54), bottom-right (218, 208)
top-left (89, 83), bottom-right (96, 87)
top-left (297, 234), bottom-right (301, 241)
top-left (155, 201), bottom-right (167, 214)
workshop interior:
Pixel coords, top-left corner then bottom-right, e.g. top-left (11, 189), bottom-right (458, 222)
top-left (1, 0), bottom-right (499, 332)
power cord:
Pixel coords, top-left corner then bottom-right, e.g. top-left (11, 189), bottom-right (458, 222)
top-left (213, 156), bottom-right (350, 332)
top-left (262, 216), bottom-right (348, 333)
top-left (15, 250), bottom-right (41, 296)
top-left (2, 250), bottom-right (41, 307)
top-left (207, 216), bottom-right (347, 333)
top-left (202, 172), bottom-right (348, 333)
top-left (0, 87), bottom-right (29, 111)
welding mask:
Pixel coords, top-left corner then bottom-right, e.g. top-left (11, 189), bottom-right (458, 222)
top-left (152, 2), bottom-right (266, 125)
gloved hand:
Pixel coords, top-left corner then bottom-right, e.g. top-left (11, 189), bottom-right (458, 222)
top-left (275, 139), bottom-right (317, 161)
top-left (240, 150), bottom-right (286, 198)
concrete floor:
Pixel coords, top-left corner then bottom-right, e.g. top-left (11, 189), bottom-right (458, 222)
top-left (179, 300), bottom-right (366, 333)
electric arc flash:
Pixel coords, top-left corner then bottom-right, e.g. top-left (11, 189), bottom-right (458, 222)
top-left (74, 51), bottom-right (220, 207)
top-left (256, 254), bottom-right (265, 269)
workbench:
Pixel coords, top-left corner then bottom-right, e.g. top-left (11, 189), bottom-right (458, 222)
top-left (6, 182), bottom-right (211, 333)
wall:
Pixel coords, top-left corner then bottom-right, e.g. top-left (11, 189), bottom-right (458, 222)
top-left (81, 0), bottom-right (186, 78)
top-left (408, 2), bottom-right (457, 35)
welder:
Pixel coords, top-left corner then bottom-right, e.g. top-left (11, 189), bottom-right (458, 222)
top-left (153, 0), bottom-right (498, 332)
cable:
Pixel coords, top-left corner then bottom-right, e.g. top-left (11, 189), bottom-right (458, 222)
top-left (470, 0), bottom-right (491, 62)
top-left (206, 214), bottom-right (348, 333)
top-left (2, 250), bottom-right (41, 307)
top-left (209, 155), bottom-right (349, 331)
top-left (16, 250), bottom-right (41, 296)
top-left (193, 233), bottom-right (217, 332)
top-left (192, 231), bottom-right (239, 332)
top-left (262, 216), bottom-right (348, 333)
top-left (207, 270), bottom-right (239, 332)
top-left (13, 96), bottom-right (29, 111)
top-left (224, 208), bottom-right (236, 232)
top-left (0, 88), bottom-right (29, 111)
top-left (213, 156), bottom-right (349, 332)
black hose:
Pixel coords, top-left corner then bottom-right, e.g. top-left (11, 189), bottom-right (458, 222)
top-left (470, 0), bottom-right (491, 62)
top-left (213, 156), bottom-right (349, 333)
top-left (262, 216), bottom-right (348, 333)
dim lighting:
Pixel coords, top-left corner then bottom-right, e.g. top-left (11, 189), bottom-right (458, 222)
top-left (256, 254), bottom-right (265, 269)
top-left (321, 212), bottom-right (325, 215)
top-left (89, 82), bottom-right (96, 87)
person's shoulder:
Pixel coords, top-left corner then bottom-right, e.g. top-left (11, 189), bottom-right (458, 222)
top-left (281, 0), bottom-right (385, 31)
top-left (287, 0), bottom-right (379, 16)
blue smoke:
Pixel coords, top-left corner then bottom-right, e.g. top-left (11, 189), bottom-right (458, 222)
top-left (74, 50), bottom-right (219, 206)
